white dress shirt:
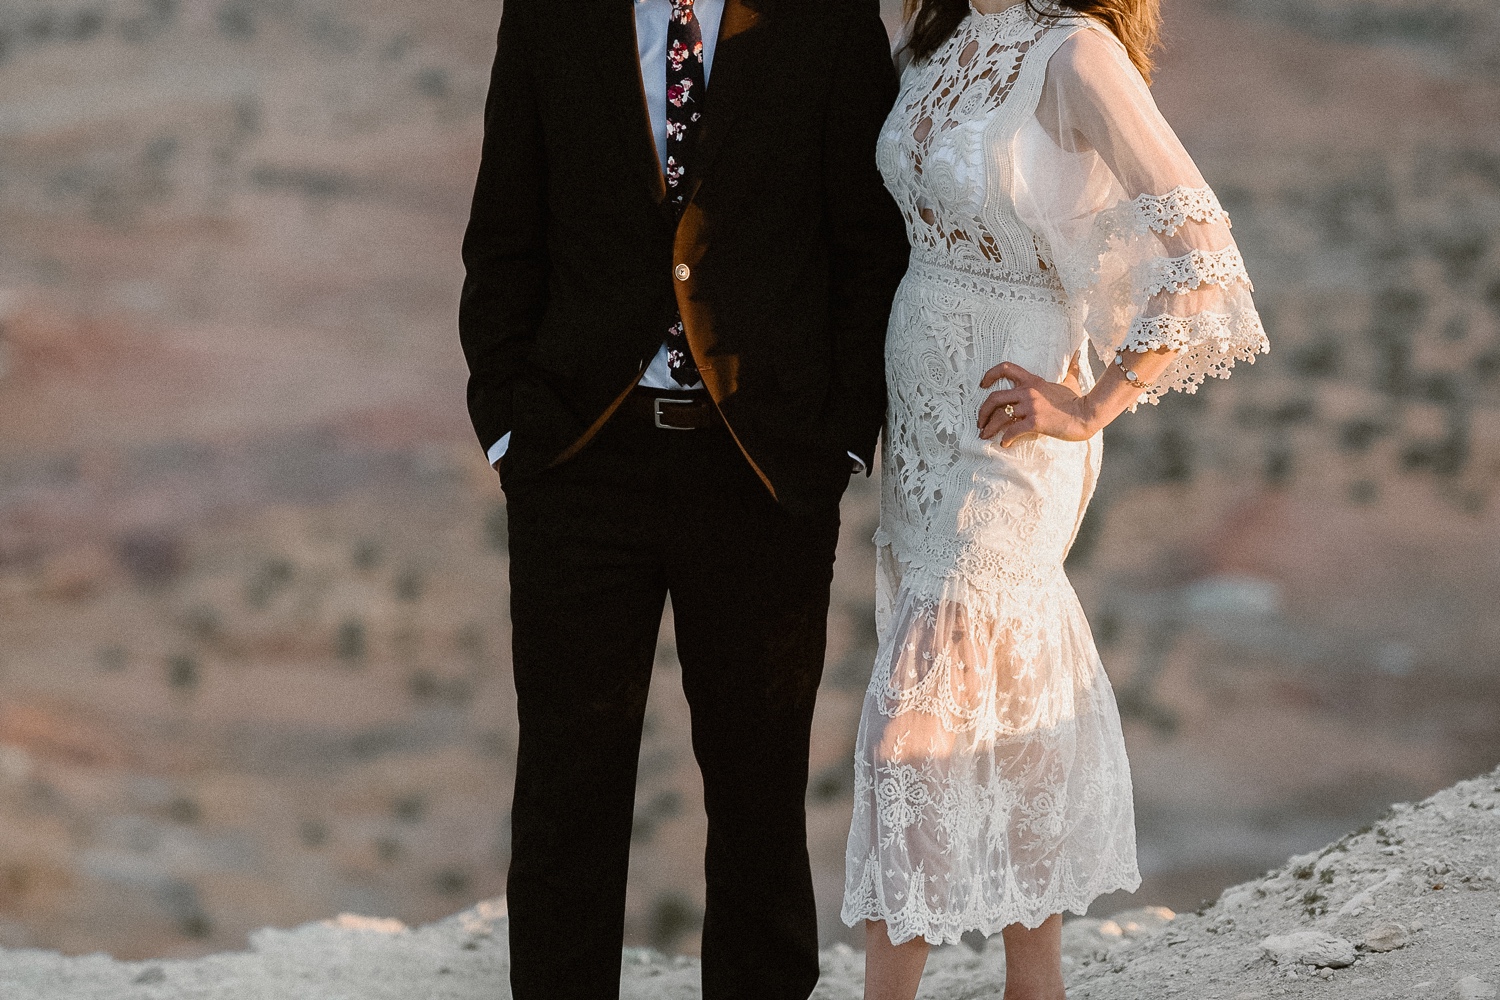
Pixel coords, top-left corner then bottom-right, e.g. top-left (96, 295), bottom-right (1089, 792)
top-left (488, 0), bottom-right (863, 474)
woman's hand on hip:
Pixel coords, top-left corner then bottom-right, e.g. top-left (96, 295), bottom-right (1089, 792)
top-left (978, 361), bottom-right (1098, 447)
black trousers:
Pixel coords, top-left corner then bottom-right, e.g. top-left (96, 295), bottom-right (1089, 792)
top-left (503, 409), bottom-right (842, 1000)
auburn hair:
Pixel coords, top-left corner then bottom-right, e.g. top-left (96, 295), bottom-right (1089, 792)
top-left (900, 0), bottom-right (1162, 84)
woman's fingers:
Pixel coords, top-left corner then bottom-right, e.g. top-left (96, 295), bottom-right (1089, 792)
top-left (1000, 414), bottom-right (1038, 447)
top-left (980, 402), bottom-right (1033, 440)
top-left (977, 388), bottom-right (1022, 428)
top-left (977, 359), bottom-right (1093, 445)
top-left (980, 411), bottom-right (1012, 440)
top-left (976, 364), bottom-right (1059, 441)
top-left (979, 361), bottom-right (1041, 389)
top-left (977, 389), bottom-right (1035, 432)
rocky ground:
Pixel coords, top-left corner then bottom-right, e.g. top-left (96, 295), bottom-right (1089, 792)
top-left (0, 765), bottom-right (1494, 999)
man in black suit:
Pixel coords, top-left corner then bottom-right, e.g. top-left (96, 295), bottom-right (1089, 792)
top-left (458, 0), bottom-right (908, 996)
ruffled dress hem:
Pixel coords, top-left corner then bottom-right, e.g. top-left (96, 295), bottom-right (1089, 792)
top-left (839, 870), bottom-right (1144, 946)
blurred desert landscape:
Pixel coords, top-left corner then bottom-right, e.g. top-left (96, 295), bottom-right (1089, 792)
top-left (0, 0), bottom-right (1497, 963)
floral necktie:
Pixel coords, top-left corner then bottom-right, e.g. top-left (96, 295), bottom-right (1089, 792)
top-left (663, 0), bottom-right (706, 387)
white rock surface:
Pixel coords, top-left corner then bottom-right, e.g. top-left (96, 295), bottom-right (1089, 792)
top-left (1361, 921), bottom-right (1409, 952)
top-left (1455, 976), bottom-right (1498, 1000)
top-left (0, 766), bottom-right (1496, 999)
top-left (1261, 929), bottom-right (1357, 967)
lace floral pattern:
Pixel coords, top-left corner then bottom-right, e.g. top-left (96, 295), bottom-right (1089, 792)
top-left (843, 7), bottom-right (1265, 946)
top-left (1073, 192), bottom-right (1267, 400)
top-left (1130, 185), bottom-right (1229, 235)
top-left (876, 5), bottom-right (1067, 287)
top-left (842, 546), bottom-right (1139, 943)
top-left (1143, 246), bottom-right (1251, 296)
top-left (1122, 309), bottom-right (1269, 402)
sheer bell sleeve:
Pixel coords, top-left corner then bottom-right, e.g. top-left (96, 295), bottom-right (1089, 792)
top-left (1012, 24), bottom-right (1268, 404)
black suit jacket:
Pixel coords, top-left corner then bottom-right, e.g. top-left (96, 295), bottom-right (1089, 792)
top-left (459, 0), bottom-right (909, 515)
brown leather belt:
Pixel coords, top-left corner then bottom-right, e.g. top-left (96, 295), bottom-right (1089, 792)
top-left (624, 386), bottom-right (720, 431)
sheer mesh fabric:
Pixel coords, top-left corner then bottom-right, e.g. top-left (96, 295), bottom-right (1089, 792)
top-left (844, 4), bottom-right (1264, 945)
top-left (1014, 22), bottom-right (1269, 402)
top-left (845, 546), bottom-right (1138, 943)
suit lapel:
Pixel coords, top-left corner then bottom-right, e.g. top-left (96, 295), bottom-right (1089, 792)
top-left (591, 0), bottom-right (668, 206)
top-left (686, 0), bottom-right (769, 203)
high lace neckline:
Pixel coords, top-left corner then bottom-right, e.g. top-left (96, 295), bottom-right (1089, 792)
top-left (966, 2), bottom-right (1035, 33)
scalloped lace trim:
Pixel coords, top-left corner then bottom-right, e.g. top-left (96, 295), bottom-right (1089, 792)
top-left (1114, 307), bottom-right (1270, 405)
top-left (1130, 185), bottom-right (1229, 235)
top-left (1144, 246), bottom-right (1251, 296)
top-left (842, 851), bottom-right (1142, 945)
top-left (1123, 309), bottom-right (1268, 354)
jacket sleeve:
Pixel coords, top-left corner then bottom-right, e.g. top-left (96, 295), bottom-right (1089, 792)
top-left (820, 0), bottom-right (909, 469)
top-left (459, 1), bottom-right (550, 454)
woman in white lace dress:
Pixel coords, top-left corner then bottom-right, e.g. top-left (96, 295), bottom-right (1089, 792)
top-left (840, 1), bottom-right (1268, 997)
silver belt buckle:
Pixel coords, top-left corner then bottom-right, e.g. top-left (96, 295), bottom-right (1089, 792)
top-left (653, 397), bottom-right (695, 430)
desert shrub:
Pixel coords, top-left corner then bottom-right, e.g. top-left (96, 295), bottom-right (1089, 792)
top-left (1401, 427), bottom-right (1468, 477)
top-left (648, 893), bottom-right (702, 952)
top-left (336, 618), bottom-right (367, 663)
top-left (181, 605), bottom-right (221, 643)
top-left (433, 867), bottom-right (469, 897)
top-left (216, 2), bottom-right (254, 39)
top-left (394, 567), bottom-right (424, 602)
top-left (1475, 350), bottom-right (1499, 382)
top-left (1340, 418), bottom-right (1385, 452)
top-left (166, 654), bottom-right (198, 690)
top-left (1264, 447), bottom-right (1293, 488)
top-left (167, 796), bottom-right (200, 824)
top-left (455, 623), bottom-right (485, 662)
top-left (484, 504), bottom-right (507, 551)
top-left (407, 671), bottom-right (473, 706)
top-left (1376, 340), bottom-right (1412, 396)
top-left (415, 67), bottom-right (449, 99)
top-left (352, 539), bottom-right (382, 571)
top-left (1422, 374), bottom-right (1461, 404)
top-left (1292, 339), bottom-right (1340, 378)
top-left (118, 530), bottom-right (183, 587)
top-left (809, 766), bottom-right (850, 804)
top-left (1272, 399), bottom-right (1316, 424)
top-left (1428, 229), bottom-right (1489, 285)
top-left (392, 794), bottom-right (425, 823)
top-left (1486, 278), bottom-right (1500, 313)
top-left (1093, 610), bottom-right (1122, 647)
top-left (1370, 287), bottom-right (1428, 335)
top-left (245, 557), bottom-right (293, 608)
top-left (632, 791), bottom-right (684, 842)
top-left (1153, 426), bottom-right (1193, 483)
top-left (299, 820), bottom-right (328, 848)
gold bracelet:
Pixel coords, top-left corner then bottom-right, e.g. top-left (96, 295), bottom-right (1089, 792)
top-left (1114, 352), bottom-right (1150, 391)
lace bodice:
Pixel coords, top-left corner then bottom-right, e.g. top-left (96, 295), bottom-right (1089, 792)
top-left (877, 5), bottom-right (1268, 400)
top-left (878, 5), bottom-right (1061, 290)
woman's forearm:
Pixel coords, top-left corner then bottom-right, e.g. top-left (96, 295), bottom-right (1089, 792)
top-left (1079, 347), bottom-right (1179, 435)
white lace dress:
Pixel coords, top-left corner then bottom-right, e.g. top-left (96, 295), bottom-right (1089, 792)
top-left (841, 6), bottom-right (1268, 944)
